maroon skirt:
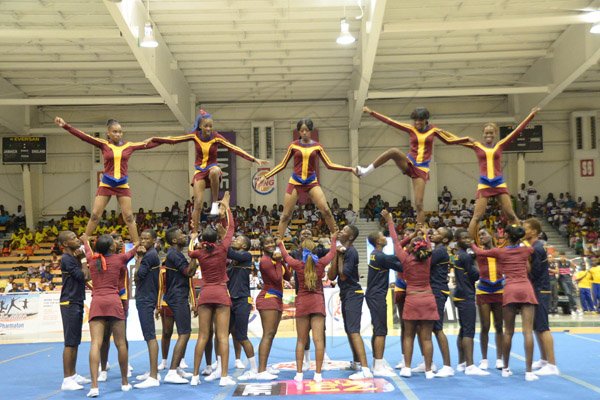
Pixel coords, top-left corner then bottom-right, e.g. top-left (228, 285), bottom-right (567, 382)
top-left (295, 292), bottom-right (325, 317)
top-left (476, 293), bottom-right (503, 305)
top-left (89, 293), bottom-right (125, 321)
top-left (96, 186), bottom-right (131, 198)
top-left (197, 284), bottom-right (231, 307)
top-left (286, 182), bottom-right (319, 196)
top-left (403, 292), bottom-right (438, 321)
top-left (404, 162), bottom-right (429, 181)
top-left (503, 281), bottom-right (538, 306)
top-left (477, 187), bottom-right (509, 199)
top-left (256, 290), bottom-right (283, 312)
top-left (191, 166), bottom-right (221, 187)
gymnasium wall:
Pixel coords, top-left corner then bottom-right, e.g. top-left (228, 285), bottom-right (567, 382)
top-left (0, 93), bottom-right (598, 220)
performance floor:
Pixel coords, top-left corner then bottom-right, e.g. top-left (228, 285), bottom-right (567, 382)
top-left (3, 325), bottom-right (600, 400)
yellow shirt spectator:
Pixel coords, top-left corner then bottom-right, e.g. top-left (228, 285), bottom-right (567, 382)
top-left (589, 265), bottom-right (600, 284)
top-left (576, 270), bottom-right (592, 289)
top-left (35, 231), bottom-right (46, 244)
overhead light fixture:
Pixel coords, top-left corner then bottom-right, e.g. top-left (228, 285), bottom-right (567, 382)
top-left (336, 18), bottom-right (356, 45)
top-left (591, 23), bottom-right (600, 34)
top-left (140, 22), bottom-right (158, 47)
top-left (140, 0), bottom-right (158, 48)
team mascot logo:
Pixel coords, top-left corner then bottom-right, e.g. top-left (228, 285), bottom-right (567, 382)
top-left (253, 168), bottom-right (275, 195)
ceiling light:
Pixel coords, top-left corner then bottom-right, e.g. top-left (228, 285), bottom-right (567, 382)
top-left (591, 23), bottom-right (600, 34)
top-left (336, 18), bottom-right (356, 45)
top-left (140, 22), bottom-right (158, 47)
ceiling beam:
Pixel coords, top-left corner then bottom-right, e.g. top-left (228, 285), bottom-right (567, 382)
top-left (0, 97), bottom-right (164, 106)
top-left (0, 28), bottom-right (122, 40)
top-left (510, 24), bottom-right (600, 116)
top-left (104, 0), bottom-right (195, 128)
top-left (0, 61), bottom-right (140, 71)
top-left (368, 86), bottom-right (549, 99)
top-left (376, 49), bottom-right (547, 64)
top-left (0, 77), bottom-right (26, 133)
top-left (349, 0), bottom-right (388, 130)
top-left (384, 14), bottom-right (595, 34)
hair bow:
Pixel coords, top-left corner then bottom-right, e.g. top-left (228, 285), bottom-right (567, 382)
top-left (91, 253), bottom-right (107, 272)
top-left (412, 240), bottom-right (428, 252)
top-left (302, 248), bottom-right (318, 264)
top-left (201, 241), bottom-right (215, 250)
top-left (191, 109), bottom-right (212, 132)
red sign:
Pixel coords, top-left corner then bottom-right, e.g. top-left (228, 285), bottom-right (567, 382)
top-left (580, 159), bottom-right (594, 177)
top-left (233, 378), bottom-right (394, 397)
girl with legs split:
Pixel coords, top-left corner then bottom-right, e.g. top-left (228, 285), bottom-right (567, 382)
top-left (475, 229), bottom-right (504, 370)
top-left (460, 107), bottom-right (541, 240)
top-left (471, 225), bottom-right (538, 381)
top-left (255, 235), bottom-right (292, 380)
top-left (257, 119), bottom-right (354, 239)
top-left (82, 233), bottom-right (139, 397)
top-left (150, 110), bottom-right (266, 232)
top-left (55, 117), bottom-right (160, 243)
top-left (357, 107), bottom-right (471, 224)
top-left (277, 233), bottom-right (338, 382)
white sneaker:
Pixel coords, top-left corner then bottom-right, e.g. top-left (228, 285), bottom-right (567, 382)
top-left (211, 361), bottom-right (218, 369)
top-left (465, 365), bottom-right (490, 376)
top-left (302, 362), bottom-right (310, 372)
top-left (495, 359), bottom-right (504, 369)
top-left (157, 360), bottom-right (167, 371)
top-left (134, 377), bottom-right (160, 389)
top-left (219, 376), bottom-right (236, 386)
top-left (373, 367), bottom-right (396, 377)
top-left (235, 359), bottom-right (246, 369)
top-left (256, 371), bottom-right (278, 380)
top-left (313, 373), bottom-right (322, 383)
top-left (127, 370), bottom-right (132, 378)
top-left (525, 372), bottom-right (539, 381)
top-left (533, 364), bottom-right (560, 376)
top-left (395, 361), bottom-right (405, 369)
top-left (201, 366), bottom-right (213, 376)
top-left (294, 372), bottom-right (303, 382)
top-left (238, 371), bottom-right (257, 381)
top-left (456, 362), bottom-right (466, 372)
top-left (128, 364), bottom-right (133, 372)
top-left (205, 369), bottom-right (221, 382)
top-left (86, 388), bottom-right (99, 397)
top-left (177, 367), bottom-right (193, 379)
top-left (136, 372), bottom-right (150, 381)
top-left (532, 359), bottom-right (547, 370)
top-left (434, 365), bottom-right (454, 378)
top-left (164, 370), bottom-right (189, 384)
top-left (74, 374), bottom-right (91, 385)
top-left (121, 384), bottom-right (132, 392)
top-left (179, 359), bottom-right (189, 369)
top-left (349, 370), bottom-right (373, 380)
top-left (267, 366), bottom-right (280, 375)
top-left (190, 375), bottom-right (201, 386)
top-left (479, 359), bottom-right (488, 370)
top-left (502, 368), bottom-right (513, 378)
top-left (399, 367), bottom-right (411, 378)
top-left (425, 370), bottom-right (435, 379)
top-left (210, 202), bottom-right (219, 215)
top-left (61, 377), bottom-right (84, 391)
top-left (412, 362), bottom-right (437, 373)
top-left (97, 371), bottom-right (108, 382)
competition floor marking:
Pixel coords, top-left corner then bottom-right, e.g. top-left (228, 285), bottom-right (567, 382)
top-left (0, 345), bottom-right (53, 364)
top-left (565, 333), bottom-right (600, 344)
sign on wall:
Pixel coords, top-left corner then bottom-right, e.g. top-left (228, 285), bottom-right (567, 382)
top-left (2, 136), bottom-right (47, 164)
top-left (580, 159), bottom-right (595, 177)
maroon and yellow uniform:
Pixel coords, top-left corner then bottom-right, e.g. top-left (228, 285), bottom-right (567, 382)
top-left (367, 111), bottom-right (470, 180)
top-left (475, 253), bottom-right (504, 305)
top-left (462, 113), bottom-right (536, 198)
top-left (62, 124), bottom-right (158, 197)
top-left (256, 255), bottom-right (291, 312)
top-left (151, 132), bottom-right (256, 186)
top-left (264, 140), bottom-right (353, 195)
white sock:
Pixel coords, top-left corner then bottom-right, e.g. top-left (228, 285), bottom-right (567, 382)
top-left (216, 356), bottom-right (222, 373)
top-left (373, 359), bottom-right (382, 369)
top-left (364, 164), bottom-right (375, 175)
top-left (362, 367), bottom-right (371, 373)
top-left (248, 356), bottom-right (257, 372)
top-left (304, 350), bottom-right (310, 361)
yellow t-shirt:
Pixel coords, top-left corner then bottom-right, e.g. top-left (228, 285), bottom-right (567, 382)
top-left (576, 271), bottom-right (593, 289)
top-left (589, 266), bottom-right (600, 284)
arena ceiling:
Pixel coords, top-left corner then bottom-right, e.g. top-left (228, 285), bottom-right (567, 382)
top-left (1, 0), bottom-right (600, 131)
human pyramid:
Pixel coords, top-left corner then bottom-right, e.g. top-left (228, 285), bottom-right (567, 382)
top-left (55, 105), bottom-right (557, 398)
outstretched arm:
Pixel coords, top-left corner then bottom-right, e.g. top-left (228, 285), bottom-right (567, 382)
top-left (55, 117), bottom-right (105, 148)
top-left (263, 144), bottom-right (294, 179)
top-left (435, 129), bottom-right (473, 145)
top-left (150, 133), bottom-right (195, 145)
top-left (363, 107), bottom-right (414, 134)
top-left (497, 107), bottom-right (540, 148)
top-left (318, 147), bottom-right (354, 172)
top-left (214, 135), bottom-right (266, 164)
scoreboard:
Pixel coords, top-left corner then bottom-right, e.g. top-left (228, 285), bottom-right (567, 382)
top-left (2, 136), bottom-right (47, 164)
top-left (498, 125), bottom-right (543, 153)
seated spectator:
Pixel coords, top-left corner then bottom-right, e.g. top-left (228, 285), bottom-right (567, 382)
top-left (2, 241), bottom-right (10, 256)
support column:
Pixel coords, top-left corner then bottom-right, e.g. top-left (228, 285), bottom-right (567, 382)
top-left (349, 128), bottom-right (360, 211)
top-left (22, 165), bottom-right (34, 229)
top-left (517, 153), bottom-right (526, 189)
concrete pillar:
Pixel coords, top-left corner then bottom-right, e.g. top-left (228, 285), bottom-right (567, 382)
top-left (349, 128), bottom-right (360, 210)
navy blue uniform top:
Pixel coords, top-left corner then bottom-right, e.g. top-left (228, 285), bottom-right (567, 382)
top-left (291, 245), bottom-right (329, 293)
top-left (135, 247), bottom-right (161, 305)
top-left (164, 247), bottom-right (190, 305)
top-left (227, 248), bottom-right (253, 299)
top-left (528, 240), bottom-right (551, 292)
top-left (366, 249), bottom-right (402, 299)
top-left (338, 246), bottom-right (362, 295)
top-left (430, 245), bottom-right (450, 292)
top-left (60, 253), bottom-right (86, 305)
top-left (453, 249), bottom-right (479, 300)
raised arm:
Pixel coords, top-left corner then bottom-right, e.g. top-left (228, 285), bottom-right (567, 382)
top-left (435, 129), bottom-right (473, 145)
top-left (364, 107), bottom-right (414, 134)
top-left (150, 133), bottom-right (195, 145)
top-left (263, 144), bottom-right (294, 179)
top-left (497, 107), bottom-right (540, 148)
top-left (221, 204), bottom-right (235, 248)
top-left (317, 234), bottom-right (338, 268)
top-left (318, 147), bottom-right (354, 172)
top-left (215, 135), bottom-right (263, 164)
top-left (55, 117), bottom-right (105, 148)
top-left (277, 241), bottom-right (303, 271)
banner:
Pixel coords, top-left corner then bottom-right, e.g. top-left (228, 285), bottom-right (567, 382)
top-left (218, 131), bottom-right (237, 205)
